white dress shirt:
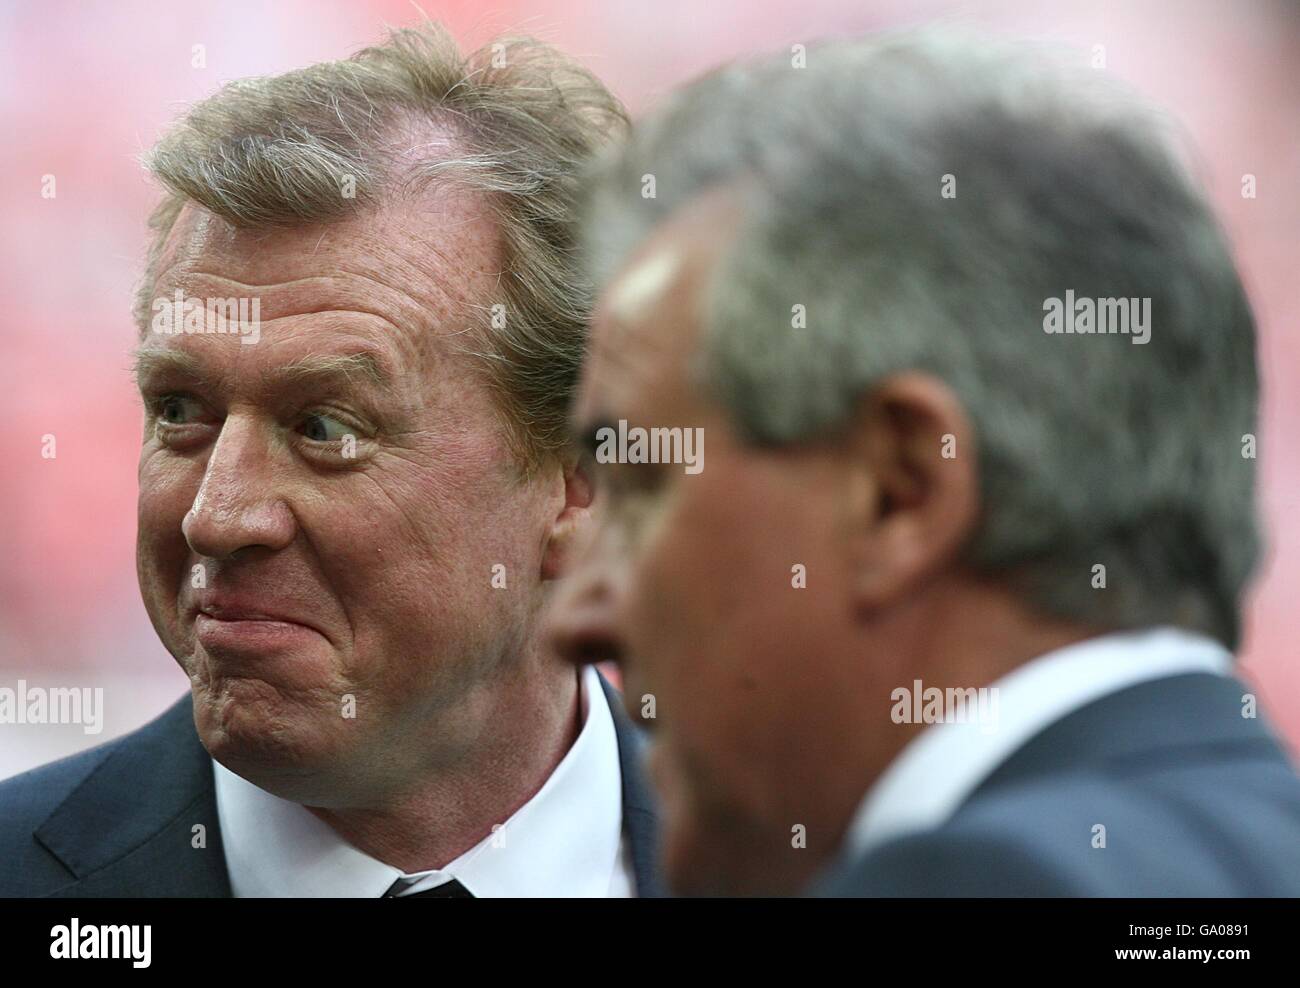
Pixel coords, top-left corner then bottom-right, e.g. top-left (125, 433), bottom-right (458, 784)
top-left (842, 626), bottom-right (1234, 860)
top-left (214, 665), bottom-right (634, 897)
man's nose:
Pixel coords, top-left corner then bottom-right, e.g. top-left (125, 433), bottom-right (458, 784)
top-left (180, 416), bottom-right (296, 559)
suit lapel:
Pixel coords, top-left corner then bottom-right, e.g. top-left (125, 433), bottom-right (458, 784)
top-left (35, 680), bottom-right (656, 898)
top-left (970, 672), bottom-right (1285, 802)
top-left (597, 669), bottom-right (666, 897)
top-left (36, 694), bottom-right (231, 897)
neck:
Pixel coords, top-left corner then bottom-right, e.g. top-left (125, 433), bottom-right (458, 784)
top-left (784, 579), bottom-right (1099, 889)
top-left (864, 577), bottom-right (1099, 766)
top-left (308, 663), bottom-right (583, 873)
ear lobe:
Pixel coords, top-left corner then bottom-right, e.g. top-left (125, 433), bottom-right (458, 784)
top-left (540, 456), bottom-right (595, 582)
top-left (843, 373), bottom-right (980, 613)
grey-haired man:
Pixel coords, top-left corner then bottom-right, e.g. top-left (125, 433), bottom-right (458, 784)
top-left (548, 32), bottom-right (1300, 896)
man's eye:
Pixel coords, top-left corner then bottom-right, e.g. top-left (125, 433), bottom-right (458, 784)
top-left (299, 412), bottom-right (352, 442)
top-left (157, 395), bottom-right (205, 425)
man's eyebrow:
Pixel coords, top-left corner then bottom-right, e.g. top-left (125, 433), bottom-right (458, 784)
top-left (130, 348), bottom-right (394, 390)
top-left (276, 351), bottom-right (393, 389)
top-left (132, 347), bottom-right (205, 388)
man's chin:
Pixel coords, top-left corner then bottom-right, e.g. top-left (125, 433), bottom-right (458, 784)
top-left (191, 677), bottom-right (349, 798)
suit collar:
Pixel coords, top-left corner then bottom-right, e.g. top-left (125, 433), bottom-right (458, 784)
top-left (838, 628), bottom-right (1238, 866)
top-left (598, 668), bottom-right (665, 897)
top-left (816, 667), bottom-right (1284, 896)
top-left (35, 673), bottom-right (660, 898)
top-left (36, 694), bottom-right (231, 897)
top-left (972, 670), bottom-right (1282, 800)
top-left (215, 665), bottom-right (638, 897)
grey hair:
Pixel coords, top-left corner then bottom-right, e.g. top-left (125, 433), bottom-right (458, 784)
top-left (581, 31), bottom-right (1259, 648)
top-left (138, 21), bottom-right (627, 469)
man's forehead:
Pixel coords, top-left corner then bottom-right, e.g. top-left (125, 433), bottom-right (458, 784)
top-left (603, 245), bottom-right (684, 330)
top-left (593, 189), bottom-right (744, 343)
top-left (583, 241), bottom-right (696, 411)
top-left (579, 203), bottom-right (741, 428)
top-left (149, 194), bottom-right (502, 335)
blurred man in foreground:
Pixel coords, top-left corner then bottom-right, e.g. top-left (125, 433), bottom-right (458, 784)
top-left (548, 32), bottom-right (1300, 896)
top-left (0, 24), bottom-right (662, 897)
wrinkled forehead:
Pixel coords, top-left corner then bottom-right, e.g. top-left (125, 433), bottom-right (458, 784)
top-left (144, 193), bottom-right (502, 354)
top-left (581, 197), bottom-right (742, 421)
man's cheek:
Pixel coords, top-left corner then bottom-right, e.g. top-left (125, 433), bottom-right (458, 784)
top-left (138, 493), bottom-right (189, 569)
top-left (619, 661), bottom-right (657, 728)
top-left (137, 471), bottom-right (199, 602)
top-left (648, 737), bottom-right (690, 840)
top-left (138, 457), bottom-right (200, 530)
top-left (655, 738), bottom-right (735, 892)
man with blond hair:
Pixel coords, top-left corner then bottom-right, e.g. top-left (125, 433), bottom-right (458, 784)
top-left (0, 23), bottom-right (660, 898)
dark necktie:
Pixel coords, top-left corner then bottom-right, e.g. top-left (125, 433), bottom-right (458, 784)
top-left (384, 877), bottom-right (475, 898)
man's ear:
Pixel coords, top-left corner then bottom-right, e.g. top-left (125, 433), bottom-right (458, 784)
top-left (541, 454), bottom-right (595, 582)
top-left (841, 372), bottom-right (980, 613)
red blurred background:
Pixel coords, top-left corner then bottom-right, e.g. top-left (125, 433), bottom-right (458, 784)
top-left (2, 0), bottom-right (1297, 777)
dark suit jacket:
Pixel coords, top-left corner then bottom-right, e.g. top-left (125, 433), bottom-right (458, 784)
top-left (0, 672), bottom-right (662, 897)
top-left (816, 673), bottom-right (1300, 896)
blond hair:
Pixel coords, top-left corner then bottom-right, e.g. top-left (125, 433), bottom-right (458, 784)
top-left (138, 22), bottom-right (627, 468)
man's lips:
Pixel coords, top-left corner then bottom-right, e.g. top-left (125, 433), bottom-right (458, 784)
top-left (190, 596), bottom-right (329, 649)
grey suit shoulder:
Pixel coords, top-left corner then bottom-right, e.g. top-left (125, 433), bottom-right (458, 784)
top-left (816, 673), bottom-right (1300, 897)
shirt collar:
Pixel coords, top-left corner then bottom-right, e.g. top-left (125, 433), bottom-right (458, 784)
top-left (214, 665), bottom-right (626, 897)
top-left (840, 626), bottom-right (1233, 861)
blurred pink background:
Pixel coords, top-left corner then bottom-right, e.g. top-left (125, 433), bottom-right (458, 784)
top-left (2, 0), bottom-right (1297, 777)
